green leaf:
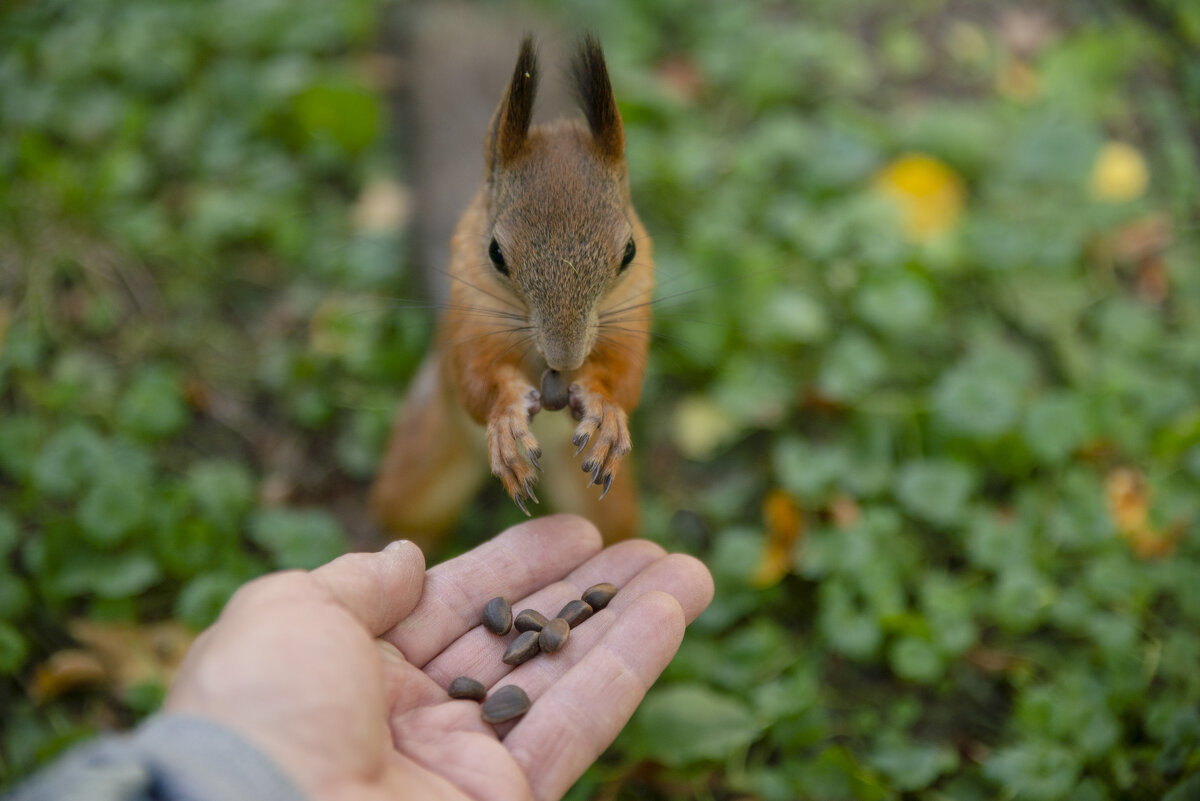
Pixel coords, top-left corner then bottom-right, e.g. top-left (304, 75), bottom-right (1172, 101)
top-left (895, 459), bottom-right (975, 526)
top-left (117, 365), bottom-right (187, 439)
top-left (933, 365), bottom-right (1022, 439)
top-left (855, 274), bottom-right (937, 336)
top-left (249, 508), bottom-right (347, 570)
top-left (292, 82), bottom-right (381, 155)
top-left (33, 423), bottom-right (108, 498)
top-left (1023, 391), bottom-right (1092, 463)
top-left (0, 511), bottom-right (18, 557)
top-left (0, 570), bottom-right (32, 620)
top-left (755, 289), bottom-right (830, 343)
top-left (0, 622), bottom-right (28, 675)
top-left (92, 552), bottom-right (162, 599)
top-left (870, 739), bottom-right (959, 791)
top-left (889, 636), bottom-right (944, 683)
top-left (175, 572), bottom-right (243, 629)
top-left (983, 743), bottom-right (1081, 801)
top-left (817, 332), bottom-right (886, 402)
top-left (628, 683), bottom-right (764, 766)
top-left (772, 437), bottom-right (847, 500)
top-left (77, 473), bottom-right (147, 548)
top-left (187, 460), bottom-right (255, 532)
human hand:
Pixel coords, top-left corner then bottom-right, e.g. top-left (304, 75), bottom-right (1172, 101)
top-left (165, 515), bottom-right (714, 800)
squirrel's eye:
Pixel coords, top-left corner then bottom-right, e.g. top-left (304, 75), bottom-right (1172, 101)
top-left (488, 238), bottom-right (508, 276)
top-left (620, 238), bottom-right (636, 271)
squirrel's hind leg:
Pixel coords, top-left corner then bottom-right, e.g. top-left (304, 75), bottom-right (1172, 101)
top-left (370, 356), bottom-right (488, 551)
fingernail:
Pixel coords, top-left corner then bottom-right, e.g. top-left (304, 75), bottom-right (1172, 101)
top-left (384, 539), bottom-right (411, 554)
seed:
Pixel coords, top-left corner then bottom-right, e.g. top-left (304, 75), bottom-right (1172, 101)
top-left (482, 596), bottom-right (513, 635)
top-left (581, 582), bottom-right (617, 611)
top-left (481, 684), bottom-right (531, 724)
top-left (502, 630), bottom-right (541, 666)
top-left (514, 609), bottom-right (548, 633)
top-left (557, 599), bottom-right (593, 627)
top-left (540, 369), bottom-right (569, 412)
top-left (539, 618), bottom-right (570, 653)
top-left (447, 676), bottom-right (486, 701)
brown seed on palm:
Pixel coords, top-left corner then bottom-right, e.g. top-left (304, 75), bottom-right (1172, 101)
top-left (481, 684), bottom-right (531, 724)
top-left (581, 582), bottom-right (618, 610)
top-left (502, 630), bottom-right (541, 665)
top-left (482, 596), bottom-right (513, 635)
top-left (539, 617), bottom-right (570, 653)
top-left (557, 599), bottom-right (593, 627)
top-left (514, 609), bottom-right (548, 633)
top-left (447, 676), bottom-right (486, 701)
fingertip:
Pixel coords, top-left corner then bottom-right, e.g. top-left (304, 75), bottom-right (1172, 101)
top-left (384, 538), bottom-right (426, 572)
top-left (664, 553), bottom-right (715, 621)
top-left (508, 514), bottom-right (604, 555)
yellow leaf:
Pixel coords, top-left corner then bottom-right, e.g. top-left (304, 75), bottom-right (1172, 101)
top-left (1089, 142), bottom-right (1148, 203)
top-left (670, 396), bottom-right (740, 461)
top-left (874, 153), bottom-right (966, 242)
top-left (1105, 467), bottom-right (1179, 559)
top-left (753, 489), bottom-right (804, 587)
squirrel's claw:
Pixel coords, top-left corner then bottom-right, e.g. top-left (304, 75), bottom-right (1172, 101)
top-left (487, 393), bottom-right (542, 514)
top-left (569, 386), bottom-right (631, 498)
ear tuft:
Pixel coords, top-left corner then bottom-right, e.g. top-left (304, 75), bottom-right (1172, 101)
top-left (570, 33), bottom-right (624, 161)
top-left (488, 35), bottom-right (540, 169)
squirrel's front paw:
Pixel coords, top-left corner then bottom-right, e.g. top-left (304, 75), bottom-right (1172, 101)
top-left (487, 389), bottom-right (542, 514)
top-left (567, 384), bottom-right (631, 499)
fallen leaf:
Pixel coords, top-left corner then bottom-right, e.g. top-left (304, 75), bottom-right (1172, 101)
top-left (671, 396), bottom-right (741, 461)
top-left (995, 59), bottom-right (1040, 102)
top-left (1104, 467), bottom-right (1181, 559)
top-left (874, 153), bottom-right (967, 242)
top-left (1089, 142), bottom-right (1148, 203)
top-left (351, 178), bottom-right (411, 233)
top-left (31, 649), bottom-right (107, 703)
top-left (830, 493), bottom-right (861, 529)
top-left (67, 619), bottom-right (195, 696)
top-left (753, 489), bottom-right (804, 587)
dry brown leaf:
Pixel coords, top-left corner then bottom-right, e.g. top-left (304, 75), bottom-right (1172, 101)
top-left (1105, 467), bottom-right (1181, 559)
top-left (31, 649), bottom-right (108, 703)
top-left (67, 619), bottom-right (195, 695)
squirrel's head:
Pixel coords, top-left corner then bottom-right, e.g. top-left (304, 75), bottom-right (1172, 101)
top-left (481, 35), bottom-right (642, 372)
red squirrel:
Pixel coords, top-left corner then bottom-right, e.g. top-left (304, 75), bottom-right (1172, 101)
top-left (371, 35), bottom-right (653, 546)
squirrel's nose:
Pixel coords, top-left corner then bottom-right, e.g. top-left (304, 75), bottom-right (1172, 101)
top-left (542, 338), bottom-right (587, 372)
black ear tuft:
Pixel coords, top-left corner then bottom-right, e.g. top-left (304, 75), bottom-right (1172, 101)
top-left (488, 35), bottom-right (540, 169)
top-left (570, 33), bottom-right (624, 161)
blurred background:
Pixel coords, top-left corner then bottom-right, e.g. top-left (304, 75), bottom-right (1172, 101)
top-left (2, 0), bottom-right (1199, 797)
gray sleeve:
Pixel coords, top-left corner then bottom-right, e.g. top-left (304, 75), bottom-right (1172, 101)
top-left (7, 714), bottom-right (309, 801)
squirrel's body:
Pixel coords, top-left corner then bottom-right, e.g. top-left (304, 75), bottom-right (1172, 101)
top-left (371, 37), bottom-right (652, 546)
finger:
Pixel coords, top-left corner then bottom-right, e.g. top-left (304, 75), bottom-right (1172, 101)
top-left (382, 515), bottom-right (603, 666)
top-left (504, 591), bottom-right (688, 801)
top-left (421, 539), bottom-right (667, 688)
top-left (309, 539), bottom-right (426, 636)
top-left (436, 552), bottom-right (711, 694)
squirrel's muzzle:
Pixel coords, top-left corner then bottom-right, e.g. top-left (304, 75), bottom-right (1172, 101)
top-left (538, 313), bottom-right (591, 371)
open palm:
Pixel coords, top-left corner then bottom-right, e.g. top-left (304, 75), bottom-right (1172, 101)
top-left (166, 515), bottom-right (714, 801)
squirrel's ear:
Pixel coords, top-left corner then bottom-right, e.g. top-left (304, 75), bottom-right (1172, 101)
top-left (486, 36), bottom-right (539, 171)
top-left (570, 34), bottom-right (624, 161)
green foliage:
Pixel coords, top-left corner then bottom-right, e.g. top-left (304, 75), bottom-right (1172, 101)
top-left (4, 0), bottom-right (1200, 798)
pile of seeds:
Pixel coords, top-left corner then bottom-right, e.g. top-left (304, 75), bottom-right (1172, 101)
top-left (447, 582), bottom-right (619, 726)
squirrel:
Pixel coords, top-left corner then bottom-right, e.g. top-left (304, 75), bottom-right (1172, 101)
top-left (370, 33), bottom-right (654, 547)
